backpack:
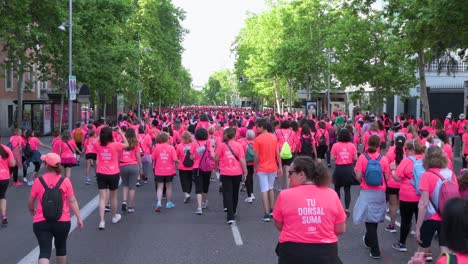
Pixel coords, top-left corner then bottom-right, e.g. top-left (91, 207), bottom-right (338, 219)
top-left (442, 253), bottom-right (458, 264)
top-left (300, 135), bottom-right (313, 156)
top-left (408, 156), bottom-right (425, 195)
top-left (363, 153), bottom-right (383, 186)
top-left (246, 143), bottom-right (255, 163)
top-left (74, 129), bottom-right (83, 143)
top-left (182, 147), bottom-right (194, 167)
top-left (280, 133), bottom-right (293, 159)
top-left (318, 130), bottom-right (327, 146)
top-left (428, 169), bottom-right (460, 216)
top-left (199, 142), bottom-right (215, 172)
top-left (39, 176), bottom-right (66, 221)
top-left (24, 140), bottom-right (33, 158)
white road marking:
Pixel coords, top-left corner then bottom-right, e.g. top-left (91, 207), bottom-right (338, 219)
top-left (230, 223), bottom-right (244, 246)
top-left (18, 195), bottom-right (100, 264)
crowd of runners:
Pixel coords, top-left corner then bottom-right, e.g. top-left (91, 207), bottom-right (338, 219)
top-left (0, 106), bottom-right (467, 264)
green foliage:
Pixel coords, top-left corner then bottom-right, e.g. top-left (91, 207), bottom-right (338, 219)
top-left (204, 69), bottom-right (238, 106)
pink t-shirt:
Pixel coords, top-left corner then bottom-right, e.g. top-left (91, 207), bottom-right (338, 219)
top-left (190, 140), bottom-right (213, 169)
top-left (59, 140), bottom-right (76, 159)
top-left (314, 128), bottom-right (329, 146)
top-left (51, 137), bottom-right (60, 154)
top-left (137, 134), bottom-right (152, 155)
top-left (395, 155), bottom-right (424, 202)
top-left (443, 143), bottom-right (453, 161)
top-left (216, 141), bottom-right (245, 176)
top-left (30, 173), bottom-right (74, 223)
top-left (273, 185), bottom-right (347, 244)
top-left (83, 137), bottom-right (97, 154)
top-left (463, 133), bottom-right (468, 154)
top-left (330, 142), bottom-right (356, 165)
top-left (419, 168), bottom-right (458, 221)
top-left (27, 137), bottom-right (40, 151)
top-left (9, 135), bottom-right (23, 150)
top-left (354, 152), bottom-right (390, 191)
top-left (176, 142), bottom-right (194, 170)
top-left (94, 142), bottom-right (125, 175)
top-left (120, 145), bottom-right (139, 166)
top-left (152, 143), bottom-right (178, 176)
top-left (0, 145), bottom-right (14, 180)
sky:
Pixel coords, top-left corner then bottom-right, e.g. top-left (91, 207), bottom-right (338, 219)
top-left (172, 0), bottom-right (267, 88)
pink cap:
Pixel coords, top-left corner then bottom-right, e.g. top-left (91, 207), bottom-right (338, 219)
top-left (40, 153), bottom-right (61, 167)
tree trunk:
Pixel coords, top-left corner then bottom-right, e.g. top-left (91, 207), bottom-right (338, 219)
top-left (274, 79), bottom-right (281, 114)
top-left (16, 67), bottom-right (24, 129)
top-left (417, 50), bottom-right (430, 122)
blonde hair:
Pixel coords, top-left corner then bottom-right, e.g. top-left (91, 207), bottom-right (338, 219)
top-left (156, 132), bottom-right (169, 144)
top-left (182, 131), bottom-right (192, 143)
top-left (208, 126), bottom-right (215, 135)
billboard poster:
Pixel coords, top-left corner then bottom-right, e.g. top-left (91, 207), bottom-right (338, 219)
top-left (331, 101), bottom-right (346, 115)
top-left (305, 101), bottom-right (318, 117)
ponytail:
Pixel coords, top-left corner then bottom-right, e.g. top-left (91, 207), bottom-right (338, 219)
top-left (0, 144), bottom-right (9, 159)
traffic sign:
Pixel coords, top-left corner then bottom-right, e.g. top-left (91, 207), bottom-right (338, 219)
top-left (69, 75), bottom-right (76, 100)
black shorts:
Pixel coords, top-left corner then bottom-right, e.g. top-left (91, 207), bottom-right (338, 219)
top-left (193, 169), bottom-right (211, 194)
top-left (281, 158), bottom-right (293, 167)
top-left (419, 220), bottom-right (445, 248)
top-left (154, 175), bottom-right (175, 183)
top-left (316, 145), bottom-right (328, 159)
top-left (0, 179), bottom-right (9, 199)
top-left (85, 153), bottom-right (97, 161)
top-left (276, 242), bottom-right (342, 264)
top-left (96, 173), bottom-right (120, 190)
top-left (33, 221), bottom-right (71, 259)
top-left (386, 187), bottom-right (400, 196)
top-left (75, 142), bottom-right (83, 152)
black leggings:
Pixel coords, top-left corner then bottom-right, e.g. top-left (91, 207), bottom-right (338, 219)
top-left (365, 222), bottom-right (380, 256)
top-left (33, 221), bottom-right (71, 259)
top-left (179, 169), bottom-right (193, 194)
top-left (23, 161), bottom-right (41, 176)
top-left (193, 169), bottom-right (211, 194)
top-left (246, 165), bottom-right (254, 197)
top-left (221, 175), bottom-right (242, 221)
top-left (334, 185), bottom-right (351, 209)
top-left (399, 201), bottom-right (419, 244)
top-left (10, 166), bottom-right (19, 182)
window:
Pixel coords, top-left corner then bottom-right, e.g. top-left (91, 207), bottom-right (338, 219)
top-left (42, 80), bottom-right (47, 90)
top-left (5, 67), bottom-right (13, 91)
top-left (8, 105), bottom-right (13, 128)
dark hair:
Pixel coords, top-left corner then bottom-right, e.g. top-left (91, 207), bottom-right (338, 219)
top-left (200, 113), bottom-right (209, 122)
top-left (138, 125), bottom-right (145, 134)
top-left (280, 120), bottom-right (290, 129)
top-left (188, 124), bottom-right (196, 134)
top-left (423, 146), bottom-right (448, 169)
top-left (441, 198), bottom-right (468, 253)
top-left (301, 124), bottom-right (311, 136)
top-left (317, 121), bottom-right (326, 129)
top-left (223, 128), bottom-right (236, 142)
top-left (337, 128), bottom-right (351, 143)
top-left (256, 118), bottom-right (267, 129)
top-left (419, 129), bottom-right (429, 138)
top-left (436, 130), bottom-right (448, 144)
top-left (151, 119), bottom-right (159, 127)
top-left (291, 156), bottom-right (330, 187)
top-left (290, 121), bottom-right (299, 132)
top-left (87, 129), bottom-right (95, 138)
top-left (61, 130), bottom-right (72, 141)
top-left (75, 122), bottom-right (81, 128)
top-left (195, 128), bottom-right (208, 141)
top-left (99, 127), bottom-right (114, 146)
top-left (124, 128), bottom-right (138, 150)
top-left (0, 142), bottom-right (9, 159)
top-left (395, 135), bottom-right (406, 165)
top-left (367, 135), bottom-right (380, 153)
top-left (46, 163), bottom-right (61, 174)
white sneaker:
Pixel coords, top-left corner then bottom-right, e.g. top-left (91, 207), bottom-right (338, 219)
top-left (202, 200), bottom-right (208, 209)
top-left (27, 181), bottom-right (34, 186)
top-left (98, 221), bottom-right (105, 230)
top-left (251, 194), bottom-right (256, 200)
top-left (111, 214), bottom-right (122, 224)
top-left (195, 208), bottom-right (202, 215)
top-left (244, 197), bottom-right (253, 203)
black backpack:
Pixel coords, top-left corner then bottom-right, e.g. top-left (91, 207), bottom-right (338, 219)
top-left (318, 130), bottom-right (327, 146)
top-left (182, 149), bottom-right (194, 167)
top-left (39, 176), bottom-right (66, 221)
top-left (300, 136), bottom-right (313, 155)
top-left (24, 140), bottom-right (33, 158)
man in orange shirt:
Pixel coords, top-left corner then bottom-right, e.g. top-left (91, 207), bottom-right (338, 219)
top-left (253, 119), bottom-right (282, 222)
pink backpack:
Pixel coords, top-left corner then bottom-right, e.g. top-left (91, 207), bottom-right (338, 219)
top-left (199, 142), bottom-right (215, 172)
top-left (429, 170), bottom-right (460, 216)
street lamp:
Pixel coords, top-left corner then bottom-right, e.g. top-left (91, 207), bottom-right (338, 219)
top-left (59, 0), bottom-right (73, 131)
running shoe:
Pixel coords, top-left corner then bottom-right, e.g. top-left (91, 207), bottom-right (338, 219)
top-left (362, 235), bottom-right (370, 249)
top-left (210, 177), bottom-right (216, 182)
top-left (85, 177), bottom-right (91, 185)
top-left (183, 194), bottom-right (191, 203)
top-left (425, 253), bottom-right (433, 262)
top-left (345, 209), bottom-right (351, 218)
top-left (392, 242), bottom-right (408, 252)
top-left (98, 221), bottom-right (105, 230)
top-left (202, 200), bottom-right (208, 209)
top-left (1, 217), bottom-right (8, 225)
top-left (227, 220), bottom-right (235, 225)
top-left (121, 202), bottom-right (128, 212)
top-left (269, 209), bottom-right (273, 217)
top-left (127, 207), bottom-right (135, 213)
top-left (262, 214), bottom-right (271, 222)
top-left (111, 214), bottom-right (122, 224)
top-left (328, 163), bottom-right (331, 168)
top-left (369, 252), bottom-right (381, 259)
top-left (385, 224), bottom-right (397, 233)
top-left (166, 202), bottom-right (175, 209)
top-left (143, 177), bottom-right (148, 184)
top-left (136, 180), bottom-right (141, 187)
top-left (223, 208), bottom-right (227, 212)
top-left (23, 177), bottom-right (28, 183)
top-left (251, 194), bottom-right (256, 200)
top-left (105, 204), bottom-right (111, 212)
top-left (244, 197), bottom-right (253, 203)
top-left (155, 202), bottom-right (162, 212)
top-left (27, 181), bottom-right (34, 186)
top-left (195, 208), bottom-right (203, 215)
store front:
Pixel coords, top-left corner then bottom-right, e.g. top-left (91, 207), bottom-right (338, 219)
top-left (16, 100), bottom-right (54, 136)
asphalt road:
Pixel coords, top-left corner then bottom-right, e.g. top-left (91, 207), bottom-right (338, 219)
top-left (1, 137), bottom-right (460, 264)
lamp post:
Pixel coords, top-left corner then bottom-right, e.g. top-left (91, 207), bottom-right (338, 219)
top-left (68, 0), bottom-right (73, 131)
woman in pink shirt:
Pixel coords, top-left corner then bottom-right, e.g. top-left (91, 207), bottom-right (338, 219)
top-left (331, 129), bottom-right (358, 216)
top-left (354, 135), bottom-right (391, 259)
top-left (392, 139), bottom-right (425, 252)
top-left (137, 125), bottom-right (153, 186)
top-left (0, 138), bottom-right (16, 225)
top-left (415, 146), bottom-right (459, 261)
top-left (436, 130), bottom-right (453, 162)
top-left (152, 132), bottom-right (178, 212)
top-left (9, 128), bottom-right (23, 185)
top-left (315, 121), bottom-right (330, 166)
top-left (176, 131), bottom-right (194, 203)
top-left (273, 156), bottom-right (346, 264)
top-left (462, 125), bottom-right (468, 169)
top-left (83, 129), bottom-right (97, 185)
top-left (215, 128), bottom-right (247, 224)
top-left (277, 121), bottom-right (296, 188)
top-left (385, 135), bottom-right (405, 233)
top-left (58, 130), bottom-right (81, 179)
top-left (27, 153), bottom-right (83, 263)
top-left (23, 130), bottom-right (52, 185)
top-left (94, 127), bottom-right (128, 230)
top-left (242, 130), bottom-right (256, 203)
top-left (120, 128), bottom-right (141, 213)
